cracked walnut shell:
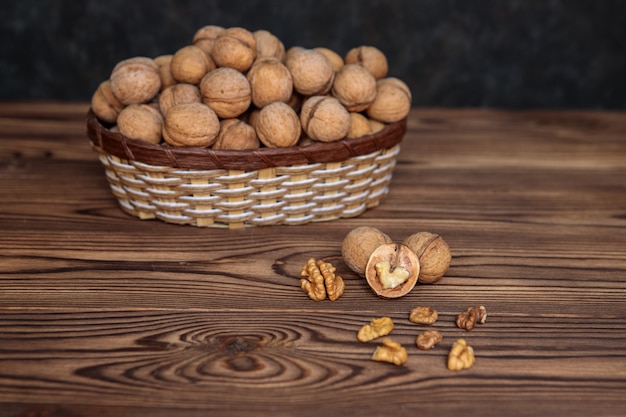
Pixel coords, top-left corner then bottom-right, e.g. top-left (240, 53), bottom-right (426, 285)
top-left (365, 243), bottom-right (419, 298)
top-left (300, 258), bottom-right (345, 302)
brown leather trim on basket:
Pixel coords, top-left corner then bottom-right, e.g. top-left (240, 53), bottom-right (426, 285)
top-left (86, 109), bottom-right (407, 170)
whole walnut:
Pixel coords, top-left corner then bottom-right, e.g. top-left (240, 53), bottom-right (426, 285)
top-left (286, 48), bottom-right (335, 96)
top-left (162, 102), bottom-right (220, 147)
top-left (213, 118), bottom-right (260, 150)
top-left (331, 64), bottom-right (377, 112)
top-left (313, 47), bottom-right (344, 72)
top-left (255, 101), bottom-right (301, 148)
top-left (247, 57), bottom-right (293, 108)
top-left (366, 77), bottom-right (412, 123)
top-left (342, 226), bottom-right (392, 276)
top-left (116, 104), bottom-right (163, 144)
top-left (200, 67), bottom-right (252, 119)
top-left (347, 112), bottom-right (372, 139)
top-left (109, 57), bottom-right (161, 105)
top-left (368, 118), bottom-right (386, 134)
top-left (403, 232), bottom-right (451, 284)
top-left (158, 83), bottom-right (201, 117)
top-left (192, 25), bottom-right (225, 55)
top-left (300, 96), bottom-right (350, 142)
top-left (253, 29), bottom-right (286, 61)
top-left (344, 45), bottom-right (389, 80)
top-left (153, 54), bottom-right (176, 91)
top-left (170, 45), bottom-right (216, 85)
top-left (91, 80), bottom-right (125, 124)
top-left (211, 27), bottom-right (257, 72)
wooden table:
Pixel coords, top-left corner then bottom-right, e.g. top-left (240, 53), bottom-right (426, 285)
top-left (1, 102), bottom-right (625, 417)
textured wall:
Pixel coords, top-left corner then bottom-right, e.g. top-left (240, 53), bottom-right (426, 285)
top-left (1, 0), bottom-right (625, 108)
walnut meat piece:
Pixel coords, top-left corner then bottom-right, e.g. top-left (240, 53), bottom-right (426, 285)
top-left (371, 338), bottom-right (407, 366)
top-left (409, 306), bottom-right (438, 325)
top-left (364, 243), bottom-right (420, 299)
top-left (299, 258), bottom-right (345, 302)
top-left (456, 305), bottom-right (488, 331)
top-left (109, 57), bottom-right (161, 105)
top-left (357, 317), bottom-right (394, 342)
top-left (447, 338), bottom-right (475, 371)
top-left (416, 329), bottom-right (443, 351)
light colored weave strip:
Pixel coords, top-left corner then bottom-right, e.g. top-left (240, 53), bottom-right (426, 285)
top-left (93, 144), bottom-right (400, 228)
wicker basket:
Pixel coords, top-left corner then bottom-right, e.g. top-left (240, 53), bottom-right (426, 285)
top-left (86, 109), bottom-right (407, 228)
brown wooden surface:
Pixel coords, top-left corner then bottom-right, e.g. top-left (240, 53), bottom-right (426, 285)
top-left (1, 102), bottom-right (625, 417)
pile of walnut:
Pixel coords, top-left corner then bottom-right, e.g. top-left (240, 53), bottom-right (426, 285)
top-left (342, 227), bottom-right (452, 299)
top-left (357, 305), bottom-right (487, 369)
top-left (90, 25), bottom-right (412, 149)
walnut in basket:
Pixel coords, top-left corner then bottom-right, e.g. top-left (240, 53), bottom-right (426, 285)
top-left (162, 102), bottom-right (220, 147)
top-left (253, 29), bottom-right (286, 61)
top-left (116, 104), bottom-right (164, 145)
top-left (91, 80), bottom-right (125, 124)
top-left (347, 112), bottom-right (372, 138)
top-left (344, 45), bottom-right (389, 80)
top-left (331, 64), bottom-right (378, 112)
top-left (286, 48), bottom-right (335, 96)
top-left (213, 118), bottom-right (260, 150)
top-left (170, 45), bottom-right (216, 85)
top-left (247, 57), bottom-right (293, 108)
top-left (366, 77), bottom-right (412, 123)
top-left (211, 27), bottom-right (257, 72)
top-left (154, 55), bottom-right (176, 91)
top-left (255, 102), bottom-right (301, 148)
top-left (109, 57), bottom-right (161, 105)
top-left (192, 25), bottom-right (225, 55)
top-left (200, 67), bottom-right (252, 119)
top-left (158, 83), bottom-right (201, 117)
top-left (300, 96), bottom-right (350, 142)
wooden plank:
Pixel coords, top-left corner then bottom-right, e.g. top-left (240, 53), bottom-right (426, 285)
top-left (1, 103), bottom-right (626, 416)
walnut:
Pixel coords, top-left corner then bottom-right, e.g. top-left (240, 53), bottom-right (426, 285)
top-left (344, 45), bottom-right (389, 80)
top-left (408, 306), bottom-right (438, 325)
top-left (368, 118), bottom-right (386, 134)
top-left (158, 83), bottom-right (201, 117)
top-left (331, 64), bottom-right (377, 112)
top-left (192, 25), bottom-right (225, 55)
top-left (253, 29), bottom-right (286, 61)
top-left (357, 317), bottom-right (394, 342)
top-left (286, 48), bottom-right (335, 96)
top-left (366, 77), bottom-right (412, 123)
top-left (299, 258), bottom-right (345, 302)
top-left (456, 305), bottom-right (488, 331)
top-left (313, 47), bottom-right (344, 72)
top-left (247, 57), bottom-right (293, 108)
top-left (116, 104), bottom-right (163, 144)
top-left (170, 45), bottom-right (216, 85)
top-left (447, 338), bottom-right (475, 371)
top-left (342, 226), bottom-right (392, 277)
top-left (300, 96), bottom-right (350, 142)
top-left (162, 102), bottom-right (220, 147)
top-left (154, 54), bottom-right (176, 91)
top-left (109, 57), bottom-right (161, 105)
top-left (403, 232), bottom-right (451, 284)
top-left (91, 80), bottom-right (125, 124)
top-left (416, 330), bottom-right (443, 351)
top-left (212, 118), bottom-right (259, 150)
top-left (365, 243), bottom-right (419, 298)
top-left (200, 67), bottom-right (252, 119)
top-left (371, 338), bottom-right (407, 366)
top-left (255, 101), bottom-right (301, 148)
top-left (211, 27), bottom-right (257, 72)
top-left (347, 112), bottom-right (372, 139)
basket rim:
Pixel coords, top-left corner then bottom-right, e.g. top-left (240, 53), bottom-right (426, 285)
top-left (86, 109), bottom-right (406, 171)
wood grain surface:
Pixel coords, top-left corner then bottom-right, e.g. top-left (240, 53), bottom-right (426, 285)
top-left (1, 102), bottom-right (625, 417)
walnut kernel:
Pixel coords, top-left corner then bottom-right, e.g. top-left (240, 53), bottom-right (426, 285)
top-left (357, 317), bottom-right (394, 342)
top-left (409, 306), bottom-right (438, 325)
top-left (447, 338), bottom-right (475, 371)
top-left (371, 338), bottom-right (407, 366)
top-left (416, 330), bottom-right (443, 351)
top-left (456, 305), bottom-right (488, 331)
top-left (299, 258), bottom-right (345, 302)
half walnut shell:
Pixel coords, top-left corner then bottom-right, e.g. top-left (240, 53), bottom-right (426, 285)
top-left (364, 243), bottom-right (420, 298)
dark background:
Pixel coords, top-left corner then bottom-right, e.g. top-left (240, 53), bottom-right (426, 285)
top-left (1, 0), bottom-right (625, 108)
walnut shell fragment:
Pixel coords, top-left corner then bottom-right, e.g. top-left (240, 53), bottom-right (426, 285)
top-left (365, 243), bottom-right (420, 298)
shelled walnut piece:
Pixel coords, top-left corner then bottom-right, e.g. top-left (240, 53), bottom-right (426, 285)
top-left (456, 305), bottom-right (488, 331)
top-left (409, 306), bottom-right (438, 325)
top-left (416, 329), bottom-right (443, 351)
top-left (299, 258), bottom-right (345, 302)
top-left (371, 338), bottom-right (408, 366)
top-left (357, 317), bottom-right (394, 342)
top-left (447, 338), bottom-right (475, 371)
